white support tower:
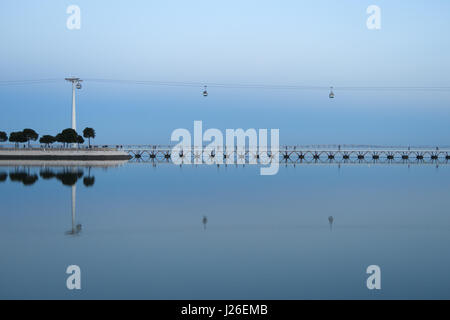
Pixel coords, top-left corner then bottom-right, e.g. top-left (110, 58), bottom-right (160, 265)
top-left (65, 77), bottom-right (83, 132)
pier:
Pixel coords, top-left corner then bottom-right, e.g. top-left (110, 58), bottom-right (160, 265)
top-left (121, 145), bottom-right (450, 165)
top-left (0, 147), bottom-right (131, 161)
top-left (1, 145), bottom-right (449, 165)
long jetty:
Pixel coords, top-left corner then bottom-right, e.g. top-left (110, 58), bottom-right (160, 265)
top-left (121, 145), bottom-right (450, 165)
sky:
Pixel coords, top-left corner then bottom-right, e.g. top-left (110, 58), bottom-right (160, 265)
top-left (0, 0), bottom-right (449, 145)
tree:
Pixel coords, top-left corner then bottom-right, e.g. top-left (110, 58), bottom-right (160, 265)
top-left (39, 135), bottom-right (56, 147)
top-left (22, 129), bottom-right (39, 147)
top-left (0, 131), bottom-right (7, 143)
top-left (55, 133), bottom-right (65, 147)
top-left (83, 128), bottom-right (96, 147)
top-left (77, 135), bottom-right (84, 145)
top-left (61, 128), bottom-right (78, 145)
top-left (9, 131), bottom-right (27, 147)
top-left (56, 128), bottom-right (79, 147)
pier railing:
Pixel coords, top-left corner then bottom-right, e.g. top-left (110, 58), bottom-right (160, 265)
top-left (119, 145), bottom-right (450, 165)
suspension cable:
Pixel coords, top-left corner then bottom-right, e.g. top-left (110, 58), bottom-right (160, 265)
top-left (0, 78), bottom-right (449, 92)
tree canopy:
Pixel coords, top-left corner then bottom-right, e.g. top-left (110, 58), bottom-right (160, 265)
top-left (55, 128), bottom-right (84, 146)
top-left (39, 135), bottom-right (56, 146)
top-left (83, 127), bottom-right (96, 147)
top-left (9, 131), bottom-right (28, 145)
top-left (22, 128), bottom-right (39, 146)
top-left (0, 131), bottom-right (7, 142)
top-left (5, 128), bottom-right (90, 147)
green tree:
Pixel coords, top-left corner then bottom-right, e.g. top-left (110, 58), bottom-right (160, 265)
top-left (77, 135), bottom-right (84, 146)
top-left (9, 131), bottom-right (27, 147)
top-left (56, 128), bottom-right (79, 147)
top-left (39, 135), bottom-right (56, 147)
top-left (55, 133), bottom-right (65, 147)
top-left (0, 131), bottom-right (7, 143)
top-left (61, 128), bottom-right (78, 145)
top-left (22, 129), bottom-right (39, 147)
top-left (83, 127), bottom-right (96, 147)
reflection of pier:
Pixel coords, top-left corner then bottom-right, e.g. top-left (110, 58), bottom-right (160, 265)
top-left (0, 160), bottom-right (128, 168)
top-left (122, 145), bottom-right (450, 166)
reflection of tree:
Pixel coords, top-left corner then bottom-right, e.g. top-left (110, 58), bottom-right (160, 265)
top-left (22, 174), bottom-right (38, 185)
top-left (39, 169), bottom-right (56, 180)
top-left (40, 168), bottom-right (96, 187)
top-left (328, 216), bottom-right (334, 231)
top-left (83, 176), bottom-right (95, 187)
top-left (83, 167), bottom-right (95, 187)
top-left (9, 170), bottom-right (39, 186)
top-left (9, 171), bottom-right (28, 182)
top-left (56, 170), bottom-right (84, 186)
top-left (0, 172), bottom-right (7, 182)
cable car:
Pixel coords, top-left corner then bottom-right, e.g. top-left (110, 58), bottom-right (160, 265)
top-left (329, 86), bottom-right (334, 99)
top-left (76, 82), bottom-right (82, 89)
top-left (202, 85), bottom-right (208, 97)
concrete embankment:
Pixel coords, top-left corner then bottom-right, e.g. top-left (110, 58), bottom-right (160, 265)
top-left (0, 148), bottom-right (132, 160)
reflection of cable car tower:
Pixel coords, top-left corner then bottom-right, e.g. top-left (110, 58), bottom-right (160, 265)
top-left (66, 184), bottom-right (82, 236)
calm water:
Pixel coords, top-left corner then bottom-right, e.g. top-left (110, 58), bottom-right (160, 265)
top-left (0, 162), bottom-right (449, 299)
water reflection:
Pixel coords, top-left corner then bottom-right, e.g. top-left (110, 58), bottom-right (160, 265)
top-left (328, 216), bottom-right (334, 231)
top-left (202, 215), bottom-right (208, 230)
top-left (1, 162), bottom-right (450, 299)
top-left (56, 170), bottom-right (84, 186)
top-left (1, 168), bottom-right (93, 187)
top-left (83, 167), bottom-right (95, 187)
top-left (1, 167), bottom-right (93, 236)
top-left (39, 169), bottom-right (56, 180)
top-left (65, 185), bottom-right (82, 236)
top-left (9, 169), bottom-right (38, 186)
top-left (1, 162), bottom-right (127, 239)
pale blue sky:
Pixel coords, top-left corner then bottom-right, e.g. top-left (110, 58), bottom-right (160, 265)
top-left (0, 1), bottom-right (449, 144)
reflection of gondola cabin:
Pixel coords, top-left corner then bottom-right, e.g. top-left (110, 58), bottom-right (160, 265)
top-left (329, 86), bottom-right (335, 99)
